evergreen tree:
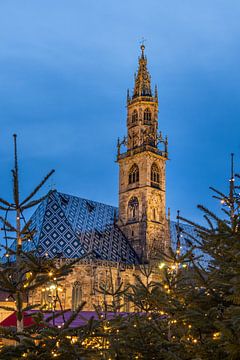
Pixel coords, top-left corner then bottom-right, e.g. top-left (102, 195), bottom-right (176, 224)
top-left (0, 135), bottom-right (88, 358)
top-left (176, 153), bottom-right (240, 359)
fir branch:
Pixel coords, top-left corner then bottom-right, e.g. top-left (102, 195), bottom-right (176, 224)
top-left (22, 304), bottom-right (41, 312)
top-left (177, 215), bottom-right (210, 233)
top-left (209, 186), bottom-right (228, 200)
top-left (20, 219), bottom-right (33, 236)
top-left (0, 216), bottom-right (17, 232)
top-left (0, 305), bottom-right (16, 312)
top-left (62, 302), bottom-right (86, 329)
top-left (20, 169), bottom-right (55, 206)
top-left (0, 198), bottom-right (12, 207)
top-left (203, 215), bottom-right (214, 231)
top-left (0, 205), bottom-right (13, 211)
top-left (197, 205), bottom-right (223, 224)
top-left (21, 193), bottom-right (51, 210)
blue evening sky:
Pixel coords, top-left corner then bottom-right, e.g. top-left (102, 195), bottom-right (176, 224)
top-left (0, 0), bottom-right (240, 225)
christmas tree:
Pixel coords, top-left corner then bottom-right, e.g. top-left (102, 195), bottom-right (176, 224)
top-left (0, 136), bottom-right (89, 358)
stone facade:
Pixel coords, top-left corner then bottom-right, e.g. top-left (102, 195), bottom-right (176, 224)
top-left (29, 260), bottom-right (160, 312)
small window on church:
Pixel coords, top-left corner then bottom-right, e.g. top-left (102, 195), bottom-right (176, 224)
top-left (128, 197), bottom-right (139, 221)
top-left (128, 164), bottom-right (139, 185)
top-left (144, 108), bottom-right (151, 124)
top-left (151, 163), bottom-right (160, 188)
top-left (132, 110), bottom-right (138, 124)
top-left (72, 281), bottom-right (82, 311)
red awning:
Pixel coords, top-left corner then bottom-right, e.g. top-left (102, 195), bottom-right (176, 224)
top-left (0, 312), bottom-right (35, 328)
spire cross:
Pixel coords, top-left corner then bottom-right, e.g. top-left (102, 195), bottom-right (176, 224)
top-left (140, 37), bottom-right (146, 47)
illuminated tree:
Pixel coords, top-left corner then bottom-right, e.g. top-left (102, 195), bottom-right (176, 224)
top-left (0, 135), bottom-right (81, 341)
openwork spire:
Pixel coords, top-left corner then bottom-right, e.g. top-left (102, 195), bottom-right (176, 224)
top-left (133, 45), bottom-right (152, 98)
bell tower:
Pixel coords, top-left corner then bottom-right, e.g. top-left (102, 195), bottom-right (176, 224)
top-left (117, 45), bottom-right (170, 262)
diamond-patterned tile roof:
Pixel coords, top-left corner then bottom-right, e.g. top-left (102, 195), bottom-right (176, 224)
top-left (26, 191), bottom-right (139, 264)
top-left (2, 191), bottom-right (206, 265)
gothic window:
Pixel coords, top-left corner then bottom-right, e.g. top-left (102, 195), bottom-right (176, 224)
top-left (151, 163), bottom-right (160, 188)
top-left (128, 164), bottom-right (139, 185)
top-left (41, 289), bottom-right (50, 307)
top-left (144, 108), bottom-right (151, 124)
top-left (131, 110), bottom-right (138, 124)
top-left (72, 281), bottom-right (82, 311)
top-left (41, 284), bottom-right (58, 310)
top-left (128, 197), bottom-right (139, 221)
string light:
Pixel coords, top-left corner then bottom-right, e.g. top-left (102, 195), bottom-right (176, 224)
top-left (213, 332), bottom-right (221, 340)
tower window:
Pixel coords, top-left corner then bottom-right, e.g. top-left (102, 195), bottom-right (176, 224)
top-left (144, 108), bottom-right (151, 124)
top-left (128, 164), bottom-right (139, 184)
top-left (131, 110), bottom-right (138, 124)
top-left (128, 197), bottom-right (139, 221)
top-left (151, 163), bottom-right (160, 188)
top-left (72, 281), bottom-right (82, 311)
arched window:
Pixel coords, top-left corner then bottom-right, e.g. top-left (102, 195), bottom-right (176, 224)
top-left (144, 108), bottom-right (151, 124)
top-left (128, 164), bottom-right (139, 184)
top-left (128, 197), bottom-right (139, 221)
top-left (151, 163), bottom-right (160, 188)
top-left (72, 281), bottom-right (82, 311)
top-left (131, 110), bottom-right (138, 124)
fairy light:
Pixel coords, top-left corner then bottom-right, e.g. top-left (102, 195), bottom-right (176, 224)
top-left (159, 262), bottom-right (165, 269)
top-left (213, 332), bottom-right (221, 340)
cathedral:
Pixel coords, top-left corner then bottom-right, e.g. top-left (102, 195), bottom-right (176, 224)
top-left (19, 46), bottom-right (195, 312)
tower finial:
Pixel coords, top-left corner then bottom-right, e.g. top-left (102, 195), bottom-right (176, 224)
top-left (132, 40), bottom-right (152, 98)
top-left (140, 37), bottom-right (146, 57)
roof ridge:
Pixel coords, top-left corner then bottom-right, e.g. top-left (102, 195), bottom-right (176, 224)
top-left (57, 191), bottom-right (118, 210)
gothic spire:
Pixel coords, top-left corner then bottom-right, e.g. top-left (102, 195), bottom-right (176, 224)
top-left (133, 45), bottom-right (152, 98)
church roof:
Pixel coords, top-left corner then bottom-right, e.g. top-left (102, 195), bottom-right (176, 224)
top-left (4, 191), bottom-right (203, 265)
top-left (24, 191), bottom-right (140, 264)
